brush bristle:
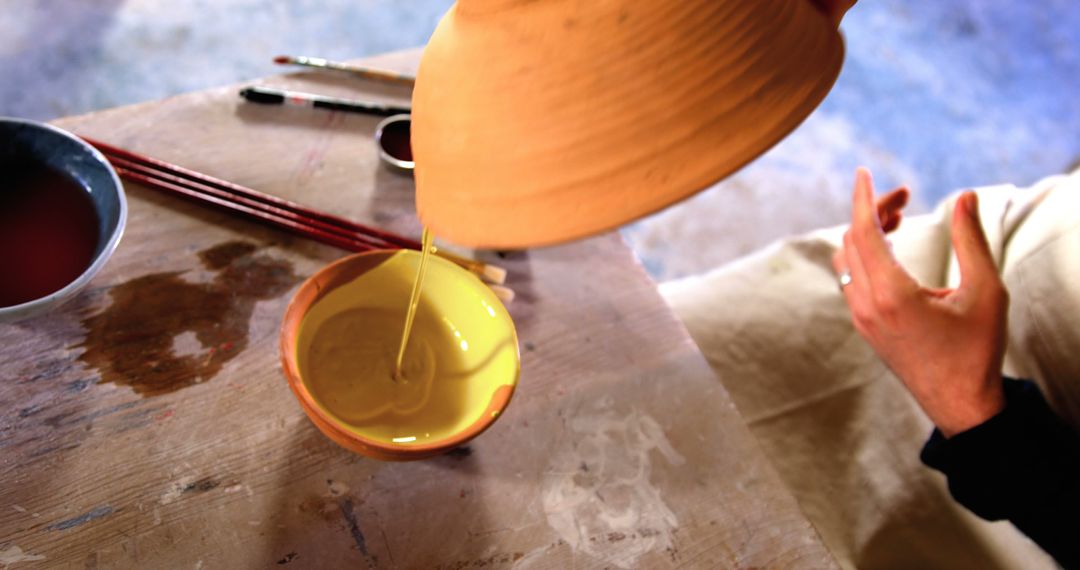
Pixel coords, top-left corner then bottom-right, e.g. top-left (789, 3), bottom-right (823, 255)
top-left (481, 264), bottom-right (508, 285)
top-left (272, 55), bottom-right (291, 64)
top-left (489, 285), bottom-right (515, 304)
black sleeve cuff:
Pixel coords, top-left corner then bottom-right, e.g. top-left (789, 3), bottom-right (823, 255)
top-left (920, 378), bottom-right (1080, 569)
top-left (921, 378), bottom-right (1080, 520)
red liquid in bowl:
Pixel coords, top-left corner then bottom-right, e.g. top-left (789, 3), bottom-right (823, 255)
top-left (0, 162), bottom-right (100, 307)
top-left (380, 119), bottom-right (413, 162)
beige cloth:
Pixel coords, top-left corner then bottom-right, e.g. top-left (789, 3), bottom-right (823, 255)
top-left (661, 169), bottom-right (1080, 569)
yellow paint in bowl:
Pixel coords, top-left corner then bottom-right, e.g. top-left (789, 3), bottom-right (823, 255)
top-left (286, 249), bottom-right (518, 457)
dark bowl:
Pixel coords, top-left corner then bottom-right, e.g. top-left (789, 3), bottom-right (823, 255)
top-left (0, 118), bottom-right (126, 321)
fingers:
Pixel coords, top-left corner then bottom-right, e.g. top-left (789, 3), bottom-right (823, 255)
top-left (877, 187), bottom-right (909, 233)
top-left (881, 212), bottom-right (903, 234)
top-left (836, 169), bottom-right (920, 327)
top-left (835, 181), bottom-right (907, 278)
top-left (849, 168), bottom-right (912, 290)
top-left (877, 186), bottom-right (909, 213)
top-left (950, 191), bottom-right (1001, 295)
top-left (840, 230), bottom-right (874, 322)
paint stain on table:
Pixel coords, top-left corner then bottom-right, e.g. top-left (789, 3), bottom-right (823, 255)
top-left (293, 484), bottom-right (379, 567)
top-left (46, 505), bottom-right (115, 531)
top-left (76, 241), bottom-right (300, 396)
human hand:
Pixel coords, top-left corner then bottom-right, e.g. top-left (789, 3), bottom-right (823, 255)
top-left (832, 168), bottom-right (1008, 437)
top-left (808, 0), bottom-right (856, 27)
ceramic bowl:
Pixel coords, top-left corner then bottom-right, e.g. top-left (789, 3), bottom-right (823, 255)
top-left (0, 118), bottom-right (127, 322)
top-left (280, 249), bottom-right (519, 460)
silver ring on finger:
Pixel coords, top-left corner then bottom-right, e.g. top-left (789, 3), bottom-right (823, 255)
top-left (838, 271), bottom-right (853, 290)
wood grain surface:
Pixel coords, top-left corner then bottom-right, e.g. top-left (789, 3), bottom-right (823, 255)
top-left (0, 49), bottom-right (837, 569)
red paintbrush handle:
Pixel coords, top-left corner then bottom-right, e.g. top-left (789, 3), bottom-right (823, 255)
top-left (114, 167), bottom-right (382, 254)
top-left (84, 136), bottom-right (423, 250)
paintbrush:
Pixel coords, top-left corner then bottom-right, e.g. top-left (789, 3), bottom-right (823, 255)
top-left (239, 86), bottom-right (411, 116)
top-left (274, 55), bottom-right (416, 87)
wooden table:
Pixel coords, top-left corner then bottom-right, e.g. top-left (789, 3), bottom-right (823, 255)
top-left (0, 49), bottom-right (836, 569)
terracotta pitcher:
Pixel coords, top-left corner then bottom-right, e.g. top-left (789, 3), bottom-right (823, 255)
top-left (412, 0), bottom-right (845, 248)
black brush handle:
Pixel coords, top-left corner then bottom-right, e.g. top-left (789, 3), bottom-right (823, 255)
top-left (239, 87), bottom-right (285, 104)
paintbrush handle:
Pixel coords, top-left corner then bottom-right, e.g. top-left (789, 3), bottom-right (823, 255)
top-left (283, 56), bottom-right (416, 87)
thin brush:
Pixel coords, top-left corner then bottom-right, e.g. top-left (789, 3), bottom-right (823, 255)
top-left (273, 55), bottom-right (416, 87)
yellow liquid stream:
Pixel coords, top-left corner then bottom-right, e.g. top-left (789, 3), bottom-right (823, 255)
top-left (394, 227), bottom-right (434, 380)
top-left (296, 229), bottom-right (517, 446)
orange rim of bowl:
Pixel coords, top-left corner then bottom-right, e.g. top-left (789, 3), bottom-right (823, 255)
top-left (279, 249), bottom-right (520, 460)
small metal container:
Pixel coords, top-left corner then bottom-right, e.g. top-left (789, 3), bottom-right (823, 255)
top-left (374, 114), bottom-right (414, 173)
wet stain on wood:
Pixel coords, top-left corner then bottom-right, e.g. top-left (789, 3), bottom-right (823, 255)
top-left (76, 241), bottom-right (299, 396)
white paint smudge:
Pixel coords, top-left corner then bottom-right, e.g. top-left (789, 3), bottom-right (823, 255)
top-left (327, 480), bottom-right (350, 497)
top-left (536, 398), bottom-right (685, 569)
top-left (160, 475), bottom-right (195, 505)
top-left (222, 483), bottom-right (253, 498)
top-left (10, 506), bottom-right (26, 514)
top-left (0, 545), bottom-right (46, 567)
